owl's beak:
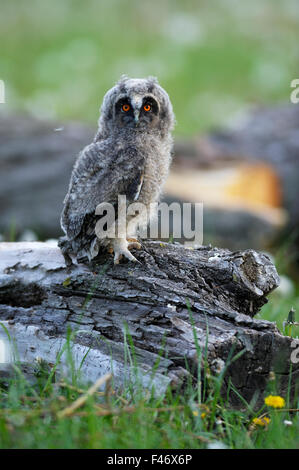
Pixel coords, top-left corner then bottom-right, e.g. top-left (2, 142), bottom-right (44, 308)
top-left (134, 109), bottom-right (140, 123)
top-left (131, 95), bottom-right (142, 124)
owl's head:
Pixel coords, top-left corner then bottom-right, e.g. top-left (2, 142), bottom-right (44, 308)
top-left (97, 76), bottom-right (175, 139)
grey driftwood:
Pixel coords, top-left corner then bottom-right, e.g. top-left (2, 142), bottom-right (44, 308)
top-left (0, 240), bottom-right (297, 407)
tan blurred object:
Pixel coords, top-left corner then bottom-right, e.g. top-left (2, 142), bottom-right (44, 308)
top-left (165, 163), bottom-right (287, 226)
top-left (170, 104), bottom-right (299, 251)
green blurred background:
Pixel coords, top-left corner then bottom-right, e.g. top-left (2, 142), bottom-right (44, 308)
top-left (1, 0), bottom-right (298, 135)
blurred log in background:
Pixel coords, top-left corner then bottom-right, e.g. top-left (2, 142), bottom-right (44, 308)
top-left (0, 104), bottom-right (298, 260)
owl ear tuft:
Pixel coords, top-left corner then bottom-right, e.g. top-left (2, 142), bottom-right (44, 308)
top-left (147, 76), bottom-right (159, 84)
top-left (117, 74), bottom-right (130, 86)
top-left (147, 76), bottom-right (159, 92)
top-left (116, 75), bottom-right (131, 94)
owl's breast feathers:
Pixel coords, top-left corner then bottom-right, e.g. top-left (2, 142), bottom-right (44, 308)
top-left (60, 140), bottom-right (148, 248)
top-left (126, 169), bottom-right (144, 201)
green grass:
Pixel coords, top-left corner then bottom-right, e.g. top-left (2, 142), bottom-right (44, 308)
top-left (1, 230), bottom-right (298, 449)
top-left (258, 236), bottom-right (299, 334)
top-left (0, 292), bottom-right (298, 449)
top-left (1, 221), bottom-right (298, 450)
top-left (0, 239), bottom-right (298, 449)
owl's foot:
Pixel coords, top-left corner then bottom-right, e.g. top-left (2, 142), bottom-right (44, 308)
top-left (127, 237), bottom-right (138, 243)
top-left (107, 239), bottom-right (141, 254)
top-left (127, 237), bottom-right (142, 250)
top-left (112, 238), bottom-right (141, 264)
top-left (107, 245), bottom-right (114, 255)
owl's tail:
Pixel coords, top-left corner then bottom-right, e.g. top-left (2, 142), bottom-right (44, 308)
top-left (58, 236), bottom-right (74, 267)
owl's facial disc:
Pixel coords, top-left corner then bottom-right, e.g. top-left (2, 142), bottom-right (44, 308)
top-left (115, 95), bottom-right (159, 130)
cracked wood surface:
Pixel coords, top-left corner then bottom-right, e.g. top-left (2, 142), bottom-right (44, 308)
top-left (0, 240), bottom-right (297, 406)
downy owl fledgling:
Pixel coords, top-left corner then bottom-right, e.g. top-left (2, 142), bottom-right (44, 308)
top-left (58, 76), bottom-right (175, 265)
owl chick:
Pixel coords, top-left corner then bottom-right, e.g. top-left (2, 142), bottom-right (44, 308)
top-left (58, 76), bottom-right (175, 266)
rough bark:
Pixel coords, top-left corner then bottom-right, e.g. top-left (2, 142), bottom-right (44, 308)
top-left (0, 240), bottom-right (297, 407)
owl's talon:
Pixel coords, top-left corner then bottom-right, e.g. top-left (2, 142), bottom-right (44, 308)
top-left (113, 238), bottom-right (140, 264)
top-left (114, 253), bottom-right (123, 264)
top-left (127, 238), bottom-right (141, 250)
top-left (114, 249), bottom-right (137, 264)
top-left (127, 241), bottom-right (141, 250)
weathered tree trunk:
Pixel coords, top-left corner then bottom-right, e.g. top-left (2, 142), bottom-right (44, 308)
top-left (0, 240), bottom-right (297, 407)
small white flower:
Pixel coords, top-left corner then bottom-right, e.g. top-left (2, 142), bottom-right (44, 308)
top-left (284, 420), bottom-right (293, 427)
top-left (207, 440), bottom-right (227, 449)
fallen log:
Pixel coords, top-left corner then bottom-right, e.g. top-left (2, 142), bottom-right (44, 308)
top-left (0, 240), bottom-right (297, 407)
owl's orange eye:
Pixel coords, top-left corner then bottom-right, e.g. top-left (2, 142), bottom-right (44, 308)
top-left (143, 104), bottom-right (151, 112)
top-left (122, 104), bottom-right (130, 112)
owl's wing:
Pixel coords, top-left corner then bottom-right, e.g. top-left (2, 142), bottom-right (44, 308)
top-left (61, 142), bottom-right (145, 240)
